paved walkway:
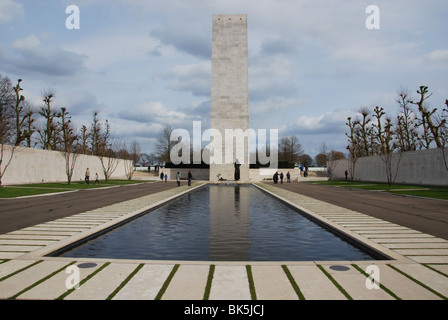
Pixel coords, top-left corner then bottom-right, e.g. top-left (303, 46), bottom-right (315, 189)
top-left (0, 181), bottom-right (447, 301)
top-left (0, 181), bottom-right (178, 234)
top-left (272, 180), bottom-right (448, 240)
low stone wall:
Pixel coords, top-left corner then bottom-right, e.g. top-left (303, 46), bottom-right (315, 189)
top-left (162, 168), bottom-right (210, 181)
top-left (331, 148), bottom-right (448, 186)
top-left (1, 145), bottom-right (132, 185)
top-left (162, 167), bottom-right (327, 182)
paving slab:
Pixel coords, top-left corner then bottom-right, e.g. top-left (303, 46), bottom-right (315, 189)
top-left (113, 264), bottom-right (174, 300)
top-left (208, 265), bottom-right (251, 300)
top-left (408, 256), bottom-right (448, 264)
top-left (0, 245), bottom-right (44, 252)
top-left (0, 259), bottom-right (38, 279)
top-left (64, 262), bottom-right (138, 300)
top-left (356, 263), bottom-right (441, 300)
top-left (162, 264), bottom-right (210, 300)
top-left (0, 260), bottom-right (69, 299)
top-left (285, 265), bottom-right (347, 300)
top-left (251, 265), bottom-right (298, 300)
top-left (429, 264), bottom-right (448, 275)
top-left (389, 264), bottom-right (448, 298)
top-left (19, 261), bottom-right (105, 300)
top-left (321, 264), bottom-right (396, 300)
top-left (0, 234), bottom-right (68, 240)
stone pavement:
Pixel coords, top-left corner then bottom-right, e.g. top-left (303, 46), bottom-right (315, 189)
top-left (0, 182), bottom-right (447, 300)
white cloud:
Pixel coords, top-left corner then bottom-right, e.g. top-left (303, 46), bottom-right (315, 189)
top-left (285, 110), bottom-right (354, 136)
top-left (0, 0), bottom-right (23, 23)
top-left (162, 61), bottom-right (211, 97)
top-left (118, 101), bottom-right (201, 128)
top-left (424, 49), bottom-right (448, 63)
top-left (0, 34), bottom-right (87, 77)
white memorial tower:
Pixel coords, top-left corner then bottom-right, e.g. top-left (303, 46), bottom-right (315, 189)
top-left (210, 14), bottom-right (250, 182)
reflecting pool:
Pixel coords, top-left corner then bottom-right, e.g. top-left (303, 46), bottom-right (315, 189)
top-left (58, 184), bottom-right (378, 261)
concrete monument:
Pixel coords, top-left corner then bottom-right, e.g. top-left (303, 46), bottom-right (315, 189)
top-left (210, 14), bottom-right (250, 182)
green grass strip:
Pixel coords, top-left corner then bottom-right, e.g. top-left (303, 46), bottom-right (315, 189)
top-left (9, 261), bottom-right (76, 300)
top-left (388, 264), bottom-right (447, 300)
top-left (351, 264), bottom-right (400, 300)
top-left (155, 264), bottom-right (180, 300)
top-left (0, 259), bottom-right (10, 265)
top-left (246, 265), bottom-right (257, 300)
top-left (106, 263), bottom-right (144, 300)
top-left (57, 262), bottom-right (110, 300)
top-left (422, 264), bottom-right (448, 278)
top-left (0, 260), bottom-right (43, 282)
top-left (282, 265), bottom-right (305, 300)
top-left (203, 264), bottom-right (215, 300)
top-left (317, 264), bottom-right (353, 300)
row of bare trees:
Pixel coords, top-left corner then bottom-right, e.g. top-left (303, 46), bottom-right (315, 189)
top-left (345, 85), bottom-right (448, 184)
top-left (0, 74), bottom-right (141, 186)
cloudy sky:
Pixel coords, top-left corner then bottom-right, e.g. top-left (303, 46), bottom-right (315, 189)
top-left (1, 0), bottom-right (447, 159)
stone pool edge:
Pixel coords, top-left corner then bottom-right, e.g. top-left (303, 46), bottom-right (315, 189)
top-left (6, 181), bottom-right (420, 266)
top-left (13, 182), bottom-right (209, 262)
top-left (252, 183), bottom-right (411, 264)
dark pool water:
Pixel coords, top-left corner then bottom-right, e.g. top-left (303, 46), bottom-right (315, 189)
top-left (58, 184), bottom-right (377, 261)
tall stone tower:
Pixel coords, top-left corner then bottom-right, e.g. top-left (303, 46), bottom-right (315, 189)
top-left (210, 14), bottom-right (250, 182)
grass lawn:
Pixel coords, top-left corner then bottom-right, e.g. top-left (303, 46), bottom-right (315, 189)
top-left (0, 187), bottom-right (72, 198)
top-left (0, 179), bottom-right (153, 199)
top-left (308, 180), bottom-right (448, 200)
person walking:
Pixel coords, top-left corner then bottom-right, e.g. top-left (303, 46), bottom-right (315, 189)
top-left (188, 170), bottom-right (192, 186)
top-left (160, 171), bottom-right (164, 182)
top-left (176, 172), bottom-right (181, 186)
top-left (85, 168), bottom-right (90, 185)
top-left (286, 171), bottom-right (291, 183)
top-left (273, 171), bottom-right (278, 184)
top-left (94, 173), bottom-right (100, 184)
top-left (165, 173), bottom-right (168, 182)
top-left (280, 172), bottom-right (284, 184)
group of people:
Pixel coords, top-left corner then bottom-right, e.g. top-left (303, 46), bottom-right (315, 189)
top-left (160, 170), bottom-right (193, 187)
top-left (273, 171), bottom-right (291, 184)
top-left (84, 168), bottom-right (100, 185)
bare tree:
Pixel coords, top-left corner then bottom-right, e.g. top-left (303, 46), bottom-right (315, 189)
top-left (396, 88), bottom-right (419, 151)
top-left (358, 106), bottom-right (374, 157)
top-left (38, 90), bottom-right (60, 150)
top-left (116, 140), bottom-right (141, 180)
top-left (155, 125), bottom-right (175, 164)
top-left (345, 116), bottom-right (360, 181)
top-left (278, 135), bottom-right (303, 165)
top-left (89, 111), bottom-right (102, 155)
top-left (78, 125), bottom-right (90, 155)
top-left (11, 79), bottom-right (30, 146)
top-left (411, 86), bottom-right (445, 148)
top-left (97, 119), bottom-right (119, 181)
top-left (440, 100), bottom-right (448, 171)
top-left (372, 107), bottom-right (402, 185)
top-left (59, 107), bottom-right (79, 184)
top-left (315, 153), bottom-right (328, 167)
top-left (297, 154), bottom-right (312, 167)
top-left (0, 75), bottom-right (16, 187)
top-left (24, 107), bottom-right (35, 148)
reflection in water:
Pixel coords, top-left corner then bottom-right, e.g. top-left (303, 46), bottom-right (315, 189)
top-left (59, 184), bottom-right (376, 261)
top-left (209, 185), bottom-right (250, 260)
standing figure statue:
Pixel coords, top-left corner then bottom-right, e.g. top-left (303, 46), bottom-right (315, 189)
top-left (234, 160), bottom-right (241, 181)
